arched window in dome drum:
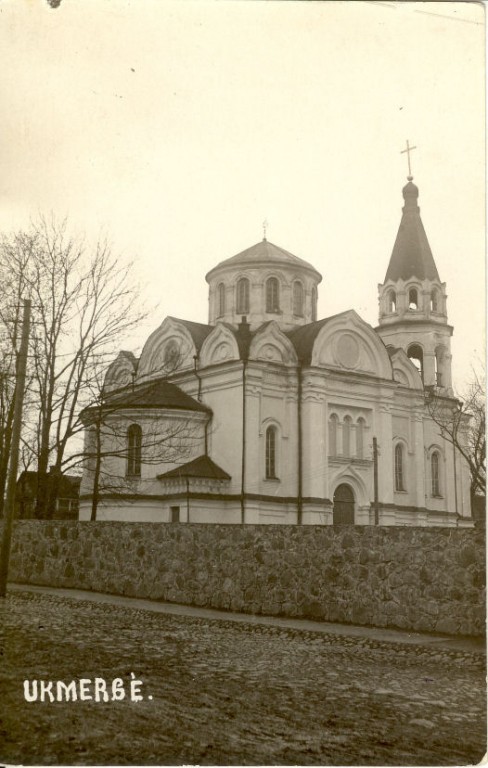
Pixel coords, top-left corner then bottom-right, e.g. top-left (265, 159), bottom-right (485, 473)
top-left (311, 287), bottom-right (317, 321)
top-left (217, 283), bottom-right (225, 317)
top-left (236, 278), bottom-right (249, 315)
top-left (266, 277), bottom-right (280, 313)
top-left (293, 281), bottom-right (304, 317)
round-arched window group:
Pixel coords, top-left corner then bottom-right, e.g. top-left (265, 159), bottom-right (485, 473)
top-left (216, 276), bottom-right (314, 319)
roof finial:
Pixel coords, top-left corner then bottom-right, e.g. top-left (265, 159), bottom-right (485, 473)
top-left (400, 139), bottom-right (417, 181)
top-left (262, 218), bottom-right (268, 241)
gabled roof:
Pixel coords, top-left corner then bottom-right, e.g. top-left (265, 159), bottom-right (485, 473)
top-left (103, 379), bottom-right (210, 413)
top-left (157, 454), bottom-right (231, 480)
top-left (206, 239), bottom-right (322, 281)
top-left (167, 317), bottom-right (214, 351)
top-left (286, 314), bottom-right (340, 363)
top-left (384, 180), bottom-right (440, 283)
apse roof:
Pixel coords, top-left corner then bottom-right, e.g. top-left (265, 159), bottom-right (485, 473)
top-left (384, 180), bottom-right (440, 283)
top-left (206, 239), bottom-right (322, 281)
top-left (157, 454), bottom-right (231, 480)
top-left (104, 379), bottom-right (210, 413)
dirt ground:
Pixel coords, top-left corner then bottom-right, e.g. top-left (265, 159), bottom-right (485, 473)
top-left (0, 589), bottom-right (485, 766)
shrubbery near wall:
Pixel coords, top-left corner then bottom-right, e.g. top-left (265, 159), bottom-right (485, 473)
top-left (6, 521), bottom-right (486, 636)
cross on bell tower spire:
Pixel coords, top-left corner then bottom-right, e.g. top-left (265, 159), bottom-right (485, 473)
top-left (400, 139), bottom-right (417, 180)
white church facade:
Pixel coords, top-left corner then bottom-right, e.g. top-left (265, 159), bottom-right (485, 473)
top-left (79, 177), bottom-right (472, 526)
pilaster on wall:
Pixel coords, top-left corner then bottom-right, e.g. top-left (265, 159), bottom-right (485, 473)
top-left (377, 404), bottom-right (394, 503)
top-left (301, 393), bottom-right (327, 499)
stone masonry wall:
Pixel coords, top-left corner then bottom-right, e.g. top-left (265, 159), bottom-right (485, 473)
top-left (6, 521), bottom-right (486, 636)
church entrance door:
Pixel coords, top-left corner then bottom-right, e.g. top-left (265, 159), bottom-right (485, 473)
top-left (333, 483), bottom-right (355, 525)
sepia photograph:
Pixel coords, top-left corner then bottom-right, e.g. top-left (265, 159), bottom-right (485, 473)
top-left (0, 0), bottom-right (485, 765)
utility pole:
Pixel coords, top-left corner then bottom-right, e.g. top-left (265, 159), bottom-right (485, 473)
top-left (0, 299), bottom-right (31, 598)
top-left (373, 436), bottom-right (379, 526)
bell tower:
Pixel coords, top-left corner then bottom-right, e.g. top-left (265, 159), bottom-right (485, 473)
top-left (376, 174), bottom-right (453, 394)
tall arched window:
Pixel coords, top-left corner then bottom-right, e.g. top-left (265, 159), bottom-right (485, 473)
top-left (388, 290), bottom-right (396, 313)
top-left (343, 416), bottom-right (352, 457)
top-left (430, 289), bottom-right (439, 312)
top-left (236, 278), bottom-right (250, 315)
top-left (408, 288), bottom-right (419, 310)
top-left (266, 277), bottom-right (280, 313)
top-left (217, 283), bottom-right (226, 317)
top-left (394, 443), bottom-right (405, 491)
top-left (329, 414), bottom-right (338, 456)
top-left (356, 417), bottom-right (365, 459)
top-left (408, 344), bottom-right (424, 381)
top-left (431, 452), bottom-right (440, 496)
top-left (127, 424), bottom-right (142, 477)
top-left (293, 281), bottom-right (304, 317)
top-left (265, 425), bottom-right (277, 479)
top-left (311, 287), bottom-right (317, 322)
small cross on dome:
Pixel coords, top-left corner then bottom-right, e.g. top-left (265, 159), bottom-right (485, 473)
top-left (400, 139), bottom-right (417, 180)
top-left (262, 219), bottom-right (269, 241)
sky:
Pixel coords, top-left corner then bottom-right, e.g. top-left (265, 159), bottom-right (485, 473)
top-left (0, 0), bottom-right (485, 391)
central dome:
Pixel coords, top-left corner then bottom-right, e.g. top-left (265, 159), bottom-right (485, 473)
top-left (206, 239), bottom-right (322, 331)
top-left (206, 239), bottom-right (322, 282)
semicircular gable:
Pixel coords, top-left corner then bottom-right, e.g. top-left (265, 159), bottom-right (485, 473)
top-left (250, 321), bottom-right (298, 365)
top-left (390, 348), bottom-right (423, 390)
top-left (310, 311), bottom-right (392, 379)
top-left (137, 317), bottom-right (196, 380)
top-left (104, 352), bottom-right (137, 393)
top-left (199, 323), bottom-right (240, 366)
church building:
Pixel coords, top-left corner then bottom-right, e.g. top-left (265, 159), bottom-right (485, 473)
top-left (79, 176), bottom-right (472, 526)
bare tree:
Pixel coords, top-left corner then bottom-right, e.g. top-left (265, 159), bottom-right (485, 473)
top-left (426, 371), bottom-right (486, 501)
top-left (0, 217), bottom-right (148, 518)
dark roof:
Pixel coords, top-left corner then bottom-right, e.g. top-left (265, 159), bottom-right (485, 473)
top-left (206, 239), bottom-right (322, 281)
top-left (384, 181), bottom-right (440, 283)
top-left (104, 379), bottom-right (210, 413)
top-left (286, 314), bottom-right (340, 363)
top-left (167, 317), bottom-right (214, 351)
top-left (17, 471), bottom-right (81, 498)
top-left (157, 454), bottom-right (231, 481)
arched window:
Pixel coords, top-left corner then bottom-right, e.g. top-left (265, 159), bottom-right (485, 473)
top-left (408, 288), bottom-right (419, 310)
top-left (217, 283), bottom-right (225, 317)
top-left (293, 281), bottom-right (304, 317)
top-left (394, 443), bottom-right (405, 491)
top-left (265, 426), bottom-right (277, 479)
top-left (127, 424), bottom-right (142, 477)
top-left (329, 414), bottom-right (338, 456)
top-left (311, 287), bottom-right (317, 322)
top-left (407, 344), bottom-right (423, 381)
top-left (431, 451), bottom-right (441, 496)
top-left (356, 417), bottom-right (365, 459)
top-left (266, 277), bottom-right (280, 313)
top-left (343, 416), bottom-right (352, 457)
top-left (430, 290), bottom-right (439, 312)
top-left (388, 290), bottom-right (396, 313)
top-left (236, 278), bottom-right (250, 315)
top-left (164, 341), bottom-right (180, 372)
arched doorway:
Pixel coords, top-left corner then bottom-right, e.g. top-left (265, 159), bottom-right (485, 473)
top-left (333, 483), bottom-right (355, 525)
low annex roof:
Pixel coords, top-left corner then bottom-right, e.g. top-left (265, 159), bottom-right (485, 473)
top-left (157, 454), bottom-right (231, 481)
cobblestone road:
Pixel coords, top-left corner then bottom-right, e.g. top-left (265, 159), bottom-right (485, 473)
top-left (0, 590), bottom-right (485, 765)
